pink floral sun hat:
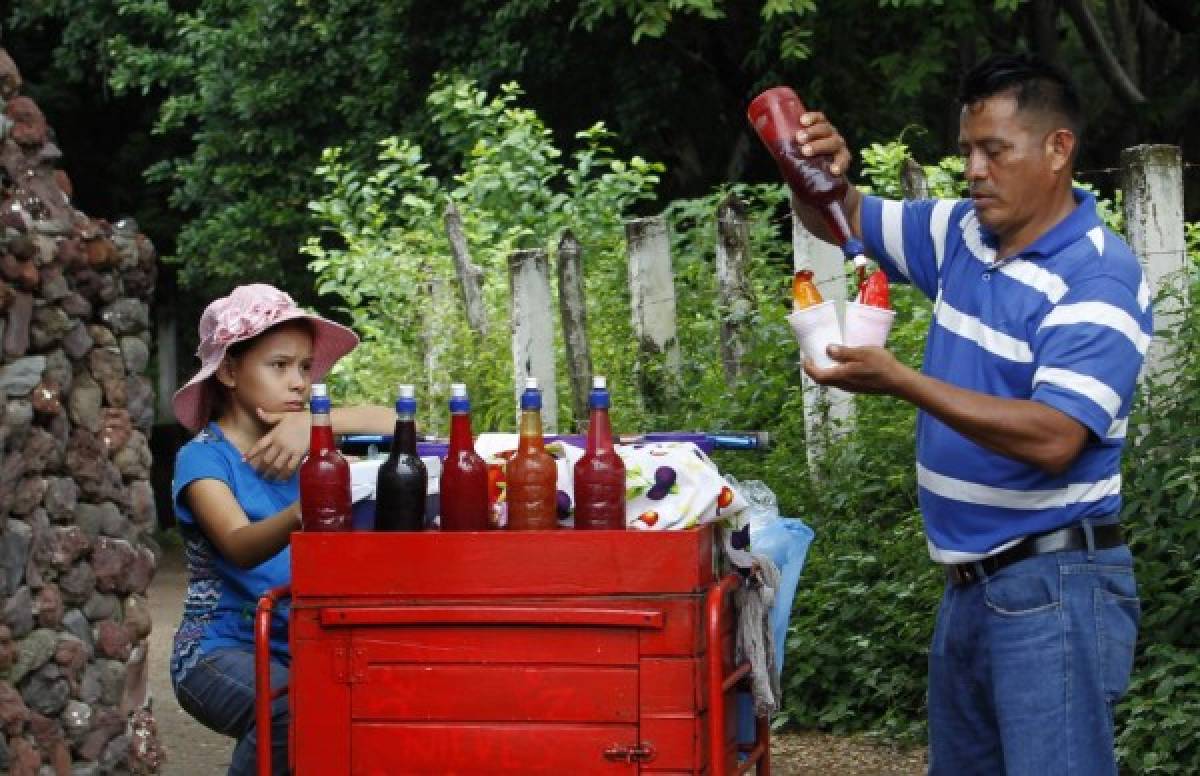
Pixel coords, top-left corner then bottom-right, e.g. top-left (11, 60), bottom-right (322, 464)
top-left (172, 283), bottom-right (359, 432)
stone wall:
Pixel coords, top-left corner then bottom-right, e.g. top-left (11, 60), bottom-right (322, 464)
top-left (0, 48), bottom-right (165, 774)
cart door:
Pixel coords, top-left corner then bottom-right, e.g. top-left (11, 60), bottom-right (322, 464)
top-left (320, 603), bottom-right (663, 775)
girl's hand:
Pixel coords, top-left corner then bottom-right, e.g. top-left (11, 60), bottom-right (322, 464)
top-left (244, 409), bottom-right (310, 480)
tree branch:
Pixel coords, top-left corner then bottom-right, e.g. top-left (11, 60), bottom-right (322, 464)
top-left (1109, 0), bottom-right (1137, 76)
top-left (1061, 0), bottom-right (1147, 105)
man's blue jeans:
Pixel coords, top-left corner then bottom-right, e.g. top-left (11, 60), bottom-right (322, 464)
top-left (928, 544), bottom-right (1139, 775)
top-left (175, 647), bottom-right (291, 776)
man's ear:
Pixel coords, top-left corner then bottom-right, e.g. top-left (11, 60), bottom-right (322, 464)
top-left (215, 357), bottom-right (236, 389)
top-left (1046, 128), bottom-right (1075, 173)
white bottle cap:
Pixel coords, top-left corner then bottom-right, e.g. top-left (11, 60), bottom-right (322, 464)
top-left (398, 384), bottom-right (415, 398)
top-left (593, 375), bottom-right (607, 389)
top-left (450, 383), bottom-right (467, 398)
top-left (311, 383), bottom-right (328, 398)
top-left (525, 377), bottom-right (539, 390)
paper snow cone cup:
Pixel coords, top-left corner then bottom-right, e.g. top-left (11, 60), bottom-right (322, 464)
top-left (787, 301), bottom-right (842, 369)
top-left (843, 301), bottom-right (897, 348)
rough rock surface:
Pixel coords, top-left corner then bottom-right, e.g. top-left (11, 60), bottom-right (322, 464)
top-left (0, 43), bottom-right (163, 771)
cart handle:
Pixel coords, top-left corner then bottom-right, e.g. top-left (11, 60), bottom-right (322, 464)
top-left (707, 574), bottom-right (771, 776)
top-left (318, 605), bottom-right (664, 629)
top-left (255, 584), bottom-right (291, 776)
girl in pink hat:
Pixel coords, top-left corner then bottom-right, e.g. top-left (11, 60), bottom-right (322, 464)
top-left (168, 284), bottom-right (394, 775)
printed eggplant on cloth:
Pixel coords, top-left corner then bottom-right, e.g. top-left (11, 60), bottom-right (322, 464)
top-left (616, 441), bottom-right (748, 531)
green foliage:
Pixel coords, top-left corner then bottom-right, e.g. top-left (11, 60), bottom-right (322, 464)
top-left (99, 0), bottom-right (464, 295)
top-left (575, 0), bottom-right (727, 42)
top-left (10, 0), bottom-right (560, 299)
top-left (1114, 262), bottom-right (1200, 773)
top-left (304, 77), bottom-right (662, 432)
top-left (11, 0), bottom-right (1197, 307)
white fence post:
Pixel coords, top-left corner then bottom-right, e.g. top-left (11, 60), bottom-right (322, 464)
top-left (556, 230), bottom-right (592, 430)
top-left (508, 248), bottom-right (558, 433)
top-left (1120, 144), bottom-right (1188, 384)
top-left (420, 260), bottom-right (452, 437)
top-left (624, 215), bottom-right (682, 404)
top-left (901, 157), bottom-right (929, 201)
top-left (792, 213), bottom-right (853, 467)
top-left (715, 195), bottom-right (756, 386)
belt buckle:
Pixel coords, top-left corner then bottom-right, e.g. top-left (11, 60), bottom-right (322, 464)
top-left (947, 564), bottom-right (977, 586)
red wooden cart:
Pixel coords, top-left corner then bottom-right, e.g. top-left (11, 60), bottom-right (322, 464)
top-left (256, 526), bottom-right (770, 774)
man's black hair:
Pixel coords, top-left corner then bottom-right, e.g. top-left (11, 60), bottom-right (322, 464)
top-left (959, 53), bottom-right (1085, 143)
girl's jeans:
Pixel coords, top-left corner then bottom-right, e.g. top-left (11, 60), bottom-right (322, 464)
top-left (175, 647), bottom-right (291, 776)
top-left (927, 543), bottom-right (1139, 775)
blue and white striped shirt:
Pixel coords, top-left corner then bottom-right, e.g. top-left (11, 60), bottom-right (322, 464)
top-left (860, 188), bottom-right (1152, 559)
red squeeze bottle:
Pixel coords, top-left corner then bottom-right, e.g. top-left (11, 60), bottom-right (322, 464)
top-left (438, 383), bottom-right (490, 531)
top-left (747, 86), bottom-right (869, 269)
top-left (573, 376), bottom-right (626, 530)
top-left (298, 383), bottom-right (352, 532)
top-left (859, 269), bottom-right (891, 309)
top-left (506, 378), bottom-right (558, 531)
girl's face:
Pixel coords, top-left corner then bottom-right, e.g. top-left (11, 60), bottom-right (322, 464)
top-left (216, 322), bottom-right (314, 418)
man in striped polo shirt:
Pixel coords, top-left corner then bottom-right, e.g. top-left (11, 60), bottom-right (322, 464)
top-left (791, 54), bottom-right (1151, 774)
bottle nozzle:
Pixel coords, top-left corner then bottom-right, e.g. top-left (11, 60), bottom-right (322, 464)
top-left (396, 383), bottom-right (417, 414)
top-left (309, 383), bottom-right (332, 414)
top-left (588, 376), bottom-right (611, 409)
top-left (520, 377), bottom-right (542, 411)
top-left (448, 383), bottom-right (470, 413)
top-left (841, 237), bottom-right (869, 268)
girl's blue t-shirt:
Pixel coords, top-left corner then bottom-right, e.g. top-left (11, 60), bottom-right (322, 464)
top-left (170, 422), bottom-right (293, 686)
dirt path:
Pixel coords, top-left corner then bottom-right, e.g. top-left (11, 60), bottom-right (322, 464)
top-left (147, 545), bottom-right (926, 774)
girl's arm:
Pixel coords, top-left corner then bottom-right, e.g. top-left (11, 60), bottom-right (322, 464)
top-left (243, 404), bottom-right (397, 480)
top-left (182, 478), bottom-right (299, 569)
top-left (331, 405), bottom-right (398, 435)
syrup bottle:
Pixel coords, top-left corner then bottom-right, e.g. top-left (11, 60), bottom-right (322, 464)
top-left (505, 378), bottom-right (558, 531)
top-left (573, 376), bottom-right (626, 530)
top-left (439, 383), bottom-right (489, 531)
top-left (298, 384), bottom-right (352, 532)
top-left (374, 384), bottom-right (427, 531)
top-left (748, 86), bottom-right (870, 271)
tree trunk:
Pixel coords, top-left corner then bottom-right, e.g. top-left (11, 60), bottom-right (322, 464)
top-left (443, 201), bottom-right (489, 336)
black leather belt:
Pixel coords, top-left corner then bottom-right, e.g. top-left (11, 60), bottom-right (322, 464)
top-left (945, 522), bottom-right (1124, 586)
